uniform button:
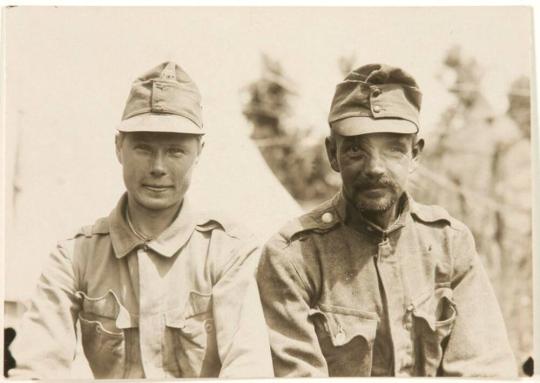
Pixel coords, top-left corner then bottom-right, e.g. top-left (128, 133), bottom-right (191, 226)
top-left (372, 105), bottom-right (381, 113)
top-left (321, 212), bottom-right (333, 223)
top-left (404, 321), bottom-right (412, 330)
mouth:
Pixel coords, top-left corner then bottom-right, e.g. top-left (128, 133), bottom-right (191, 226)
top-left (143, 185), bottom-right (173, 192)
top-left (359, 186), bottom-right (387, 197)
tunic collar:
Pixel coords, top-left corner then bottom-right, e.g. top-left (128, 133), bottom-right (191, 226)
top-left (109, 193), bottom-right (197, 258)
top-left (333, 190), bottom-right (411, 236)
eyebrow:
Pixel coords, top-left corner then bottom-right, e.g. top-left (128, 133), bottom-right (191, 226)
top-left (389, 138), bottom-right (409, 146)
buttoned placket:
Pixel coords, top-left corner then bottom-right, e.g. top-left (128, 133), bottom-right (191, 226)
top-left (335, 192), bottom-right (417, 376)
top-left (371, 225), bottom-right (415, 377)
top-left (137, 244), bottom-right (169, 378)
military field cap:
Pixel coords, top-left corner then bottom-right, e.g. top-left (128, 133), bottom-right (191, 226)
top-left (328, 63), bottom-right (422, 136)
top-left (118, 61), bottom-right (204, 135)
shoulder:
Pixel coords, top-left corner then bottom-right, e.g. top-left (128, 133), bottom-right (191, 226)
top-left (60, 216), bottom-right (110, 246)
top-left (409, 199), bottom-right (469, 233)
top-left (409, 199), bottom-right (477, 275)
top-left (194, 209), bottom-right (255, 242)
top-left (193, 210), bottom-right (259, 265)
top-left (193, 210), bottom-right (260, 279)
top-left (48, 216), bottom-right (111, 268)
top-left (268, 195), bottom-right (341, 249)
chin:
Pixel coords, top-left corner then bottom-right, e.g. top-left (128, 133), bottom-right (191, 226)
top-left (355, 196), bottom-right (396, 213)
top-left (136, 195), bottom-right (180, 212)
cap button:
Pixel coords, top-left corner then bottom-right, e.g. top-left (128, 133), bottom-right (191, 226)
top-left (372, 105), bottom-right (381, 113)
top-left (321, 212), bottom-right (333, 224)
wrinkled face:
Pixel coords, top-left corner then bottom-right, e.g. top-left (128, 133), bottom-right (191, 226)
top-left (116, 131), bottom-right (202, 213)
top-left (326, 131), bottom-right (422, 213)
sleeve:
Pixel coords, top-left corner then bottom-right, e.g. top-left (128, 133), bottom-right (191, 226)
top-left (8, 241), bottom-right (82, 379)
top-left (211, 236), bottom-right (274, 378)
top-left (441, 227), bottom-right (518, 378)
top-left (256, 235), bottom-right (329, 377)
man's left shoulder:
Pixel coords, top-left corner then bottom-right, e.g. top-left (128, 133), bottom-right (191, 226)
top-left (194, 209), bottom-right (256, 242)
top-left (410, 200), bottom-right (469, 233)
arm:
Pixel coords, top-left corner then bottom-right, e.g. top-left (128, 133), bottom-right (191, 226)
top-left (211, 237), bottom-right (274, 378)
top-left (8, 241), bottom-right (81, 379)
top-left (441, 227), bottom-right (517, 377)
top-left (256, 235), bottom-right (328, 377)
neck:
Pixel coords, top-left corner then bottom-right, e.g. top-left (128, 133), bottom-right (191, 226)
top-left (361, 204), bottom-right (399, 230)
top-left (126, 196), bottom-right (182, 240)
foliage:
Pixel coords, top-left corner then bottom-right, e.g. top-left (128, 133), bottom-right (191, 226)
top-left (242, 55), bottom-right (340, 207)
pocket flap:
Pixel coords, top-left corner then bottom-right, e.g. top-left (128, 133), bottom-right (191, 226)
top-left (310, 305), bottom-right (378, 347)
top-left (76, 290), bottom-right (136, 329)
top-left (165, 291), bottom-right (212, 328)
top-left (412, 287), bottom-right (457, 332)
top-left (185, 291), bottom-right (212, 318)
top-left (165, 307), bottom-right (186, 329)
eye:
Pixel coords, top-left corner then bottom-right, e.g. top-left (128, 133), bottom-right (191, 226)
top-left (168, 147), bottom-right (185, 157)
top-left (386, 144), bottom-right (408, 156)
top-left (134, 143), bottom-right (152, 153)
top-left (347, 143), bottom-right (366, 158)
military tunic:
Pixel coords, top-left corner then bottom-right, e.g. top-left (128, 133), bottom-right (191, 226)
top-left (257, 192), bottom-right (516, 377)
top-left (10, 194), bottom-right (273, 379)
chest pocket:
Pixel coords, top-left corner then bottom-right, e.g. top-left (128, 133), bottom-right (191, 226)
top-left (165, 291), bottom-right (220, 377)
top-left (410, 286), bottom-right (457, 376)
top-left (309, 303), bottom-right (378, 376)
top-left (77, 290), bottom-right (138, 379)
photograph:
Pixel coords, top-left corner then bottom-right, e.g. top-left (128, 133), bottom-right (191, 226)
top-left (2, 5), bottom-right (534, 379)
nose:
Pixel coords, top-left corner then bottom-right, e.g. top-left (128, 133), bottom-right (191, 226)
top-left (150, 151), bottom-right (166, 177)
top-left (364, 152), bottom-right (385, 178)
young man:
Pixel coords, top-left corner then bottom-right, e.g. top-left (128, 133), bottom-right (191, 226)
top-left (256, 64), bottom-right (517, 377)
top-left (9, 62), bottom-right (272, 379)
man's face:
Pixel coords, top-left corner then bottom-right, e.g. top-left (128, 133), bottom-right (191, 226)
top-left (325, 131), bottom-right (422, 213)
top-left (116, 131), bottom-right (202, 213)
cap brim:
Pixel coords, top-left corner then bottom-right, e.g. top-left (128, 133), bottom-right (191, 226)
top-left (117, 113), bottom-right (204, 135)
top-left (332, 116), bottom-right (418, 136)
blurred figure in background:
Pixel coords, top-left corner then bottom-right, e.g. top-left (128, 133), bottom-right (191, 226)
top-left (412, 48), bottom-right (532, 371)
top-left (494, 76), bottom-right (532, 369)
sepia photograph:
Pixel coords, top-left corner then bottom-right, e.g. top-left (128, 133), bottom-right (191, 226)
top-left (1, 5), bottom-right (535, 379)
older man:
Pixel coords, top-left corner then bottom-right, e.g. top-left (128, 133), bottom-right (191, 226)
top-left (9, 61), bottom-right (272, 379)
top-left (256, 64), bottom-right (516, 377)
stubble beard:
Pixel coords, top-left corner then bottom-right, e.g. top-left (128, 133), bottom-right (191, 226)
top-left (355, 191), bottom-right (397, 212)
top-left (351, 178), bottom-right (402, 214)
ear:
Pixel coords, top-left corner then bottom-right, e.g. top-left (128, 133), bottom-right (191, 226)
top-left (409, 138), bottom-right (424, 173)
top-left (325, 136), bottom-right (340, 173)
top-left (194, 139), bottom-right (204, 165)
top-left (115, 134), bottom-right (123, 164)
top-left (198, 139), bottom-right (205, 155)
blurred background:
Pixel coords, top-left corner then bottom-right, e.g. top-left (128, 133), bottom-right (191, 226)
top-left (2, 6), bottom-right (534, 377)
